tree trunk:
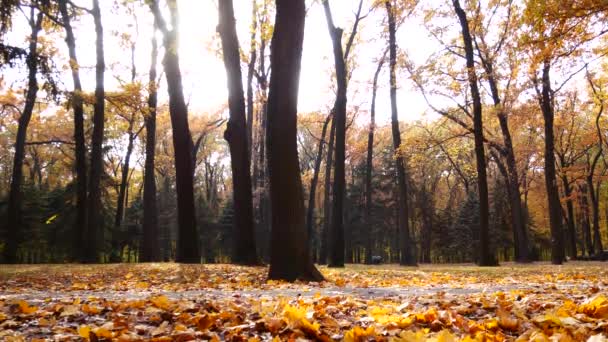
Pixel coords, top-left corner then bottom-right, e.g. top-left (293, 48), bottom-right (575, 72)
top-left (561, 174), bottom-right (577, 259)
top-left (539, 60), bottom-right (565, 264)
top-left (58, 0), bottom-right (88, 262)
top-left (218, 0), bottom-right (258, 265)
top-left (498, 116), bottom-right (529, 262)
top-left (306, 113), bottom-right (331, 260)
top-left (246, 0), bottom-right (257, 164)
top-left (266, 0), bottom-right (323, 281)
top-left (580, 183), bottom-right (594, 256)
top-left (386, 0), bottom-right (416, 266)
top-left (322, 0), bottom-right (347, 268)
top-left (320, 117), bottom-right (335, 264)
top-left (84, 0), bottom-right (106, 263)
top-left (150, 0), bottom-right (200, 263)
top-left (364, 54), bottom-right (384, 264)
top-left (141, 35), bottom-right (160, 262)
top-left (587, 176), bottom-right (604, 255)
top-left (4, 9), bottom-right (42, 264)
top-left (452, 0), bottom-right (496, 266)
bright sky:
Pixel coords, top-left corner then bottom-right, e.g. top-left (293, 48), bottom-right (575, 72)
top-left (16, 0), bottom-right (438, 126)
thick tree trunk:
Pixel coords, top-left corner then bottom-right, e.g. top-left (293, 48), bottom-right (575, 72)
top-left (141, 36), bottom-right (160, 262)
top-left (386, 0), bottom-right (416, 266)
top-left (322, 0), bottom-right (347, 268)
top-left (4, 10), bottom-right (42, 264)
top-left (561, 174), bottom-right (577, 259)
top-left (319, 118), bottom-right (335, 264)
top-left (218, 0), bottom-right (258, 265)
top-left (150, 1), bottom-right (200, 263)
top-left (452, 0), bottom-right (496, 266)
top-left (59, 0), bottom-right (88, 262)
top-left (364, 55), bottom-right (384, 264)
top-left (540, 61), bottom-right (565, 264)
top-left (306, 113), bottom-right (331, 260)
top-left (84, 0), bottom-right (106, 263)
top-left (266, 0), bottom-right (323, 281)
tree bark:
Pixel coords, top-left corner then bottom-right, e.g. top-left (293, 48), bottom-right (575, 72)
top-left (319, 117), bottom-right (335, 264)
top-left (246, 0), bottom-right (257, 164)
top-left (322, 0), bottom-right (347, 268)
top-left (580, 183), bottom-right (594, 256)
top-left (306, 113), bottom-right (331, 261)
top-left (560, 174), bottom-right (577, 259)
top-left (150, 0), bottom-right (200, 263)
top-left (266, 0), bottom-right (323, 281)
top-left (539, 60), bottom-right (565, 264)
top-left (4, 9), bottom-right (42, 263)
top-left (452, 0), bottom-right (496, 266)
top-left (58, 0), bottom-right (88, 262)
top-left (386, 0), bottom-right (416, 266)
top-left (141, 35), bottom-right (160, 262)
top-left (84, 0), bottom-right (106, 263)
top-left (364, 54), bottom-right (385, 264)
top-left (218, 0), bottom-right (258, 265)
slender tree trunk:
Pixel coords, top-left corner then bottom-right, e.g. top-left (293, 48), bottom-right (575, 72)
top-left (539, 60), bottom-right (565, 264)
top-left (322, 0), bottom-right (347, 268)
top-left (141, 36), bottom-right (160, 262)
top-left (84, 0), bottom-right (106, 263)
top-left (306, 113), bottom-right (331, 259)
top-left (386, 0), bottom-right (416, 266)
top-left (364, 54), bottom-right (384, 264)
top-left (587, 176), bottom-right (604, 255)
top-left (452, 0), bottom-right (496, 266)
top-left (150, 0), bottom-right (200, 263)
top-left (218, 0), bottom-right (258, 265)
top-left (4, 9), bottom-right (42, 263)
top-left (267, 0), bottom-right (323, 281)
top-left (561, 174), bottom-right (577, 259)
top-left (59, 0), bottom-right (88, 262)
top-left (246, 0), bottom-right (257, 164)
top-left (320, 117), bottom-right (335, 264)
top-left (580, 183), bottom-right (594, 256)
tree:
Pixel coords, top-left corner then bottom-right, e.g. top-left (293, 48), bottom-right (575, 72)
top-left (322, 0), bottom-right (365, 268)
top-left (452, 0), bottom-right (496, 266)
top-left (149, 0), bottom-right (199, 263)
top-left (217, 0), bottom-right (258, 265)
top-left (305, 112), bottom-right (331, 261)
top-left (364, 51), bottom-right (386, 264)
top-left (81, 0), bottom-right (106, 263)
top-left (386, 0), bottom-right (416, 266)
top-left (57, 0), bottom-right (88, 262)
top-left (141, 34), bottom-right (160, 262)
top-left (266, 0), bottom-right (323, 281)
top-left (470, 0), bottom-right (530, 262)
top-left (3, 6), bottom-right (43, 263)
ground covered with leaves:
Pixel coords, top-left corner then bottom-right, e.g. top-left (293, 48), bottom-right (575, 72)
top-left (0, 262), bottom-right (607, 341)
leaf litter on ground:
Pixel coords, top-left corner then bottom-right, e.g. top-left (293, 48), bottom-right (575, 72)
top-left (0, 262), bottom-right (607, 341)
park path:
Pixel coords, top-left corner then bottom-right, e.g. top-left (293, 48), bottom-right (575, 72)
top-left (1, 281), bottom-right (601, 304)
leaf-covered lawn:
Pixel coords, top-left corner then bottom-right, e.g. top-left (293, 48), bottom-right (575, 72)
top-left (0, 262), bottom-right (607, 341)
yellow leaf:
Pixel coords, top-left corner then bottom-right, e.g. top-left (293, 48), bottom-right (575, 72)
top-left (579, 295), bottom-right (608, 319)
top-left (344, 326), bottom-right (375, 342)
top-left (78, 325), bottom-right (91, 338)
top-left (150, 295), bottom-right (172, 310)
top-left (82, 304), bottom-right (101, 315)
top-left (18, 300), bottom-right (38, 314)
top-left (135, 281), bottom-right (150, 289)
